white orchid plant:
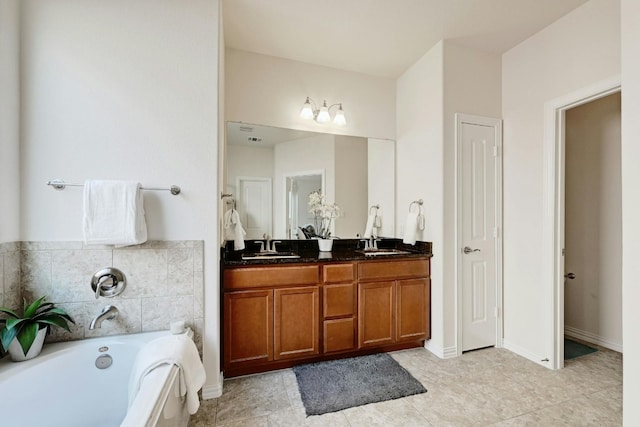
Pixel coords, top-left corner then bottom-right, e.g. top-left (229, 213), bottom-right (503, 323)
top-left (308, 190), bottom-right (340, 239)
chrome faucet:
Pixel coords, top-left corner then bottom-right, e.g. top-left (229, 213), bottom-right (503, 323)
top-left (263, 233), bottom-right (272, 252)
top-left (89, 305), bottom-right (119, 330)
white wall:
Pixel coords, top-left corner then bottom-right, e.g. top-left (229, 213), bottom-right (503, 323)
top-left (19, 0), bottom-right (222, 393)
top-left (621, 0), bottom-right (640, 422)
top-left (396, 41), bottom-right (446, 354)
top-left (334, 135), bottom-right (367, 238)
top-left (225, 48), bottom-right (396, 141)
top-left (442, 41), bottom-right (502, 351)
top-left (564, 93), bottom-right (621, 350)
top-left (0, 0), bottom-right (20, 243)
top-left (502, 0), bottom-right (620, 362)
top-left (396, 40), bottom-right (502, 357)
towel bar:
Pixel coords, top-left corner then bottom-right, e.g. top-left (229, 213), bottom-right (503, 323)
top-left (47, 180), bottom-right (181, 195)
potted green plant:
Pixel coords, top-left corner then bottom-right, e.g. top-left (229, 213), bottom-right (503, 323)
top-left (0, 296), bottom-right (75, 362)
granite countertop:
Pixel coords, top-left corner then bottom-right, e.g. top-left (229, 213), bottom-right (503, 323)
top-left (221, 238), bottom-right (432, 266)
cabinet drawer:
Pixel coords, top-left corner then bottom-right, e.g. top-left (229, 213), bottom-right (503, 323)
top-left (323, 263), bottom-right (355, 283)
top-left (324, 318), bottom-right (355, 353)
top-left (224, 265), bottom-right (320, 289)
top-left (358, 259), bottom-right (429, 281)
top-left (323, 283), bottom-right (355, 318)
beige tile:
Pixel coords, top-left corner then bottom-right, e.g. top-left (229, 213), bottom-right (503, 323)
top-left (194, 272), bottom-right (204, 318)
top-left (189, 397), bottom-right (218, 426)
top-left (22, 241), bottom-right (82, 251)
top-left (141, 295), bottom-right (194, 332)
top-left (215, 372), bottom-right (291, 424)
top-left (2, 251), bottom-right (21, 310)
top-left (0, 254), bottom-right (4, 306)
top-left (167, 248), bottom-right (194, 296)
top-left (21, 250), bottom-right (52, 301)
top-left (342, 397), bottom-right (431, 426)
top-left (268, 407), bottom-right (352, 426)
top-left (50, 249), bottom-right (113, 303)
top-left (113, 249), bottom-right (168, 298)
top-left (217, 416), bottom-right (270, 427)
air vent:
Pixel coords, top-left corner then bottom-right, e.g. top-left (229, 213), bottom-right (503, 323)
top-left (247, 136), bottom-right (263, 143)
top-left (239, 125), bottom-right (254, 132)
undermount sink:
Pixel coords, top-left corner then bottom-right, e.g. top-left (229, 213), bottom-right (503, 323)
top-left (356, 248), bottom-right (412, 256)
top-left (241, 251), bottom-right (301, 260)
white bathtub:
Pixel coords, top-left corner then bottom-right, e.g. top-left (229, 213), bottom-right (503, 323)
top-left (0, 329), bottom-right (192, 427)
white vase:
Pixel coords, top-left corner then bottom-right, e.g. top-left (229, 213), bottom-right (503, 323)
top-left (8, 327), bottom-right (47, 362)
top-left (318, 238), bottom-right (333, 252)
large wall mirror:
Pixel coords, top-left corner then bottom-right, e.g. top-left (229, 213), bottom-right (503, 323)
top-left (225, 121), bottom-right (395, 239)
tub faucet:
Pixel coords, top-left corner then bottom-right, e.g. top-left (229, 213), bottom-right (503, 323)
top-left (89, 305), bottom-right (119, 330)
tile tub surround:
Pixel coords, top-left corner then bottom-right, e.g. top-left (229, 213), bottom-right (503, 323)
top-left (0, 242), bottom-right (21, 311)
top-left (12, 240), bottom-right (204, 349)
top-left (187, 346), bottom-right (622, 426)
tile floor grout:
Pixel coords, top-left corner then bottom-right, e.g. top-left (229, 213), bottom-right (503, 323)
top-left (189, 345), bottom-right (622, 426)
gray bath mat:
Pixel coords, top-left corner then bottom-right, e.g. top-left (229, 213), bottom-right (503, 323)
top-left (292, 352), bottom-right (427, 416)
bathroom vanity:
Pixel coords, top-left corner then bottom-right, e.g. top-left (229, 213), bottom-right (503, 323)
top-left (221, 239), bottom-right (432, 377)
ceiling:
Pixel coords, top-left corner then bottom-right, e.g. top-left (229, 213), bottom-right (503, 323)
top-left (222, 0), bottom-right (589, 78)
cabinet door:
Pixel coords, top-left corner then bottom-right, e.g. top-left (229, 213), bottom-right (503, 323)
top-left (396, 278), bottom-right (430, 342)
top-left (358, 281), bottom-right (395, 348)
top-left (224, 290), bottom-right (273, 368)
top-left (274, 286), bottom-right (320, 360)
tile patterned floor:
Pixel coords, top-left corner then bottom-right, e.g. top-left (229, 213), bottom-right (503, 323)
top-left (188, 346), bottom-right (622, 426)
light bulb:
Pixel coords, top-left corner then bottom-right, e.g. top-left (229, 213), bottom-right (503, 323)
top-left (316, 101), bottom-right (330, 123)
top-left (300, 98), bottom-right (315, 120)
top-left (333, 104), bottom-right (346, 125)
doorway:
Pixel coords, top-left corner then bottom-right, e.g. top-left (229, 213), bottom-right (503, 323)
top-left (563, 93), bottom-right (622, 359)
top-left (455, 113), bottom-right (503, 354)
top-left (543, 76), bottom-right (621, 369)
top-left (284, 171), bottom-right (324, 239)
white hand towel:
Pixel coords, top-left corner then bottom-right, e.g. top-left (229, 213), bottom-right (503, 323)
top-left (223, 209), bottom-right (246, 250)
top-left (83, 180), bottom-right (147, 247)
top-left (363, 213), bottom-right (376, 238)
top-left (128, 333), bottom-right (206, 415)
top-left (403, 212), bottom-right (419, 245)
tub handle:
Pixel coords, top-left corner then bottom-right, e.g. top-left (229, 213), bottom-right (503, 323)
top-left (92, 268), bottom-right (126, 299)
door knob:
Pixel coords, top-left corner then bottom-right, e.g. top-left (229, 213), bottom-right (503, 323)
top-left (564, 272), bottom-right (576, 280)
top-left (463, 246), bottom-right (480, 254)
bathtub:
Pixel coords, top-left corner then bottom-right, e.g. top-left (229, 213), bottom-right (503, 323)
top-left (0, 329), bottom-right (193, 427)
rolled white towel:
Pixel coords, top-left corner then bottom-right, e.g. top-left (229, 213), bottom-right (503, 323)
top-left (403, 212), bottom-right (419, 245)
top-left (223, 209), bottom-right (246, 250)
top-left (363, 214), bottom-right (376, 238)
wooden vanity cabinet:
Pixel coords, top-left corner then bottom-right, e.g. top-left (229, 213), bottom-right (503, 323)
top-left (357, 259), bottom-right (430, 348)
top-left (223, 265), bottom-right (320, 372)
top-left (274, 286), bottom-right (320, 360)
top-left (322, 263), bottom-right (357, 353)
top-left (222, 256), bottom-right (430, 377)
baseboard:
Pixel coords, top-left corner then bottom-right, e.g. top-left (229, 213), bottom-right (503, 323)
top-left (564, 325), bottom-right (623, 353)
top-left (201, 372), bottom-right (224, 399)
top-left (503, 339), bottom-right (552, 368)
top-left (424, 341), bottom-right (458, 359)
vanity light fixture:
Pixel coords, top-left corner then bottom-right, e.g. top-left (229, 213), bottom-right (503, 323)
top-left (300, 97), bottom-right (346, 125)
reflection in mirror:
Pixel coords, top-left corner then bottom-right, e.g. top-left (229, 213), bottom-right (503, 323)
top-left (225, 122), bottom-right (395, 239)
top-left (286, 172), bottom-right (323, 239)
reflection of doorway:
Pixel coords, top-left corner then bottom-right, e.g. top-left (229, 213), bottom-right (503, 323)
top-left (564, 92), bottom-right (622, 357)
top-left (237, 177), bottom-right (272, 239)
top-left (543, 76), bottom-right (621, 369)
top-left (285, 171), bottom-right (324, 239)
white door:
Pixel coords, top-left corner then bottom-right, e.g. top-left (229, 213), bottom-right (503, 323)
top-left (458, 115), bottom-right (501, 352)
top-left (237, 177), bottom-right (272, 240)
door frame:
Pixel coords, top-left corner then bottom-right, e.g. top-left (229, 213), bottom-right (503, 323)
top-left (454, 113), bottom-right (504, 356)
top-left (542, 75), bottom-right (621, 370)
